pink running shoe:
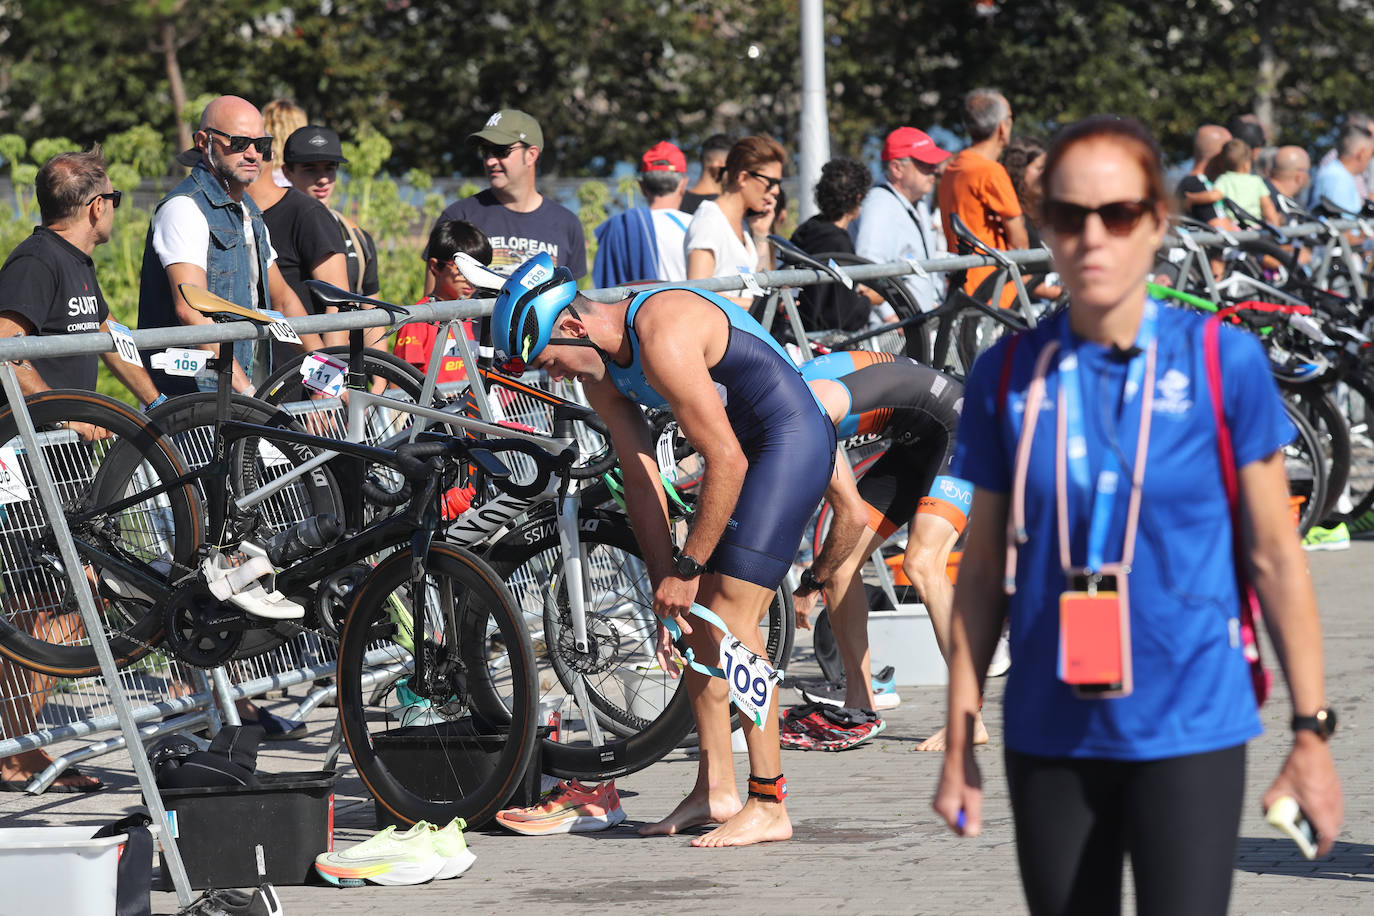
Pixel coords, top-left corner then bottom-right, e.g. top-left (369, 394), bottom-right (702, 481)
top-left (494, 780), bottom-right (626, 835)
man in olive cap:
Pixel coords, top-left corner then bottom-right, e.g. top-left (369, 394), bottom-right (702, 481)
top-left (427, 108), bottom-right (585, 295)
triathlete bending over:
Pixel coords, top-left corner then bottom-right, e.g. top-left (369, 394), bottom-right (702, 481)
top-left (797, 350), bottom-right (985, 751)
top-left (491, 253), bottom-right (835, 847)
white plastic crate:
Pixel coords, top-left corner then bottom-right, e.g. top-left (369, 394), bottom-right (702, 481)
top-left (0, 825), bottom-right (126, 916)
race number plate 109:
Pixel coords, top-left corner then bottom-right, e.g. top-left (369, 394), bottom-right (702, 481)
top-left (719, 635), bottom-right (781, 727)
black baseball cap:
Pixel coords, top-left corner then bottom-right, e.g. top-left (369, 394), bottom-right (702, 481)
top-left (283, 125), bottom-right (348, 164)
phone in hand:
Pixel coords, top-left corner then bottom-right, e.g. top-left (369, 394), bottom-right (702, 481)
top-left (1265, 795), bottom-right (1317, 859)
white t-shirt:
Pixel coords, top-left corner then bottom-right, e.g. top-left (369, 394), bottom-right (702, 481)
top-left (650, 208), bottom-right (690, 282)
top-left (684, 199), bottom-right (757, 298)
top-left (152, 196), bottom-right (277, 310)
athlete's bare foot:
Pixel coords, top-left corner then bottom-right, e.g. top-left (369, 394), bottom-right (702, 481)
top-left (1, 749), bottom-right (102, 790)
top-left (915, 714), bottom-right (989, 752)
top-left (639, 787), bottom-right (741, 836)
top-left (691, 798), bottom-right (792, 847)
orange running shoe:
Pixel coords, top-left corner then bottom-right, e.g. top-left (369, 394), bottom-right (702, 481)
top-left (494, 780), bottom-right (626, 835)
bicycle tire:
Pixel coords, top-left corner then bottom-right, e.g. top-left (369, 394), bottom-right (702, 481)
top-left (1331, 369), bottom-right (1374, 523)
top-left (0, 390), bottom-right (201, 677)
top-left (259, 345), bottom-right (429, 407)
top-left (1281, 384), bottom-right (1350, 524)
top-left (335, 541), bottom-right (538, 828)
top-left (1284, 400), bottom-right (1328, 537)
top-left (147, 392), bottom-right (346, 660)
top-left (811, 608), bottom-right (843, 683)
top-left (485, 509), bottom-right (794, 781)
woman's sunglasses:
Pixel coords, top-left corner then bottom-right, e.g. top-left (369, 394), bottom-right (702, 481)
top-left (1041, 198), bottom-right (1156, 236)
top-left (745, 170), bottom-right (783, 192)
top-left (204, 126), bottom-right (273, 158)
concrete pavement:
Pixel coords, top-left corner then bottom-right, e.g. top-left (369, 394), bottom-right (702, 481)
top-left (2, 546), bottom-right (1370, 915)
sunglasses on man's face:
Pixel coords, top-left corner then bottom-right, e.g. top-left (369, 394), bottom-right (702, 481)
top-left (1041, 198), bottom-right (1155, 236)
top-left (204, 126), bottom-right (273, 158)
top-left (745, 170), bottom-right (783, 192)
top-left (478, 142), bottom-right (528, 162)
top-left (86, 190), bottom-right (122, 209)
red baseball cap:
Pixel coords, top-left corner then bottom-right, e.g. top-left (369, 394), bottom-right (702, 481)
top-left (641, 141), bottom-right (687, 174)
top-left (882, 127), bottom-right (951, 164)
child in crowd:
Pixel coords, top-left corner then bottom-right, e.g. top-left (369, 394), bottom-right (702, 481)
top-left (393, 220), bottom-right (492, 384)
top-left (1211, 138), bottom-right (1280, 225)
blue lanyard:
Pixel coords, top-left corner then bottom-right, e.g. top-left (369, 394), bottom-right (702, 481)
top-left (1056, 299), bottom-right (1159, 573)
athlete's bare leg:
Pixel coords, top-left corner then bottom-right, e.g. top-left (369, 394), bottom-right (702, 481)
top-left (825, 527), bottom-right (885, 710)
top-left (692, 576), bottom-right (791, 851)
top-left (904, 513), bottom-right (988, 751)
top-left (640, 573), bottom-right (750, 837)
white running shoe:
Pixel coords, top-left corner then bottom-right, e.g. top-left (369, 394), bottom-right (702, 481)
top-left (987, 629), bottom-right (1012, 678)
top-left (314, 822), bottom-right (444, 887)
top-left (430, 818), bottom-right (477, 879)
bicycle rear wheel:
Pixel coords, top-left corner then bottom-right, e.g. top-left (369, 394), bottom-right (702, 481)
top-left (336, 542), bottom-right (537, 828)
top-left (0, 390), bottom-right (200, 677)
top-left (485, 509), bottom-right (794, 781)
top-left (1284, 400), bottom-right (1328, 537)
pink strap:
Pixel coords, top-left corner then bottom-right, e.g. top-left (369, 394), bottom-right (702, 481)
top-left (1204, 317), bottom-right (1271, 705)
top-left (1005, 341), bottom-right (1058, 593)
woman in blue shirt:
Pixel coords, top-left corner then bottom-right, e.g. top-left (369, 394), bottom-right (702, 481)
top-left (932, 116), bottom-right (1343, 915)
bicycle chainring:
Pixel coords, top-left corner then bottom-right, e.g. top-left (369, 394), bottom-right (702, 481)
top-left (313, 563), bottom-right (372, 639)
top-left (163, 581), bottom-right (245, 668)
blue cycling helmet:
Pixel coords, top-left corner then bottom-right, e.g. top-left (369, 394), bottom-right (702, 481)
top-left (492, 252), bottom-right (579, 362)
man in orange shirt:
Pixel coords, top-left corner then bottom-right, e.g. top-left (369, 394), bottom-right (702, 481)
top-left (937, 89), bottom-right (1028, 306)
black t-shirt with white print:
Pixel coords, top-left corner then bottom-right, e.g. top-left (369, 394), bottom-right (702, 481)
top-left (0, 226), bottom-right (109, 393)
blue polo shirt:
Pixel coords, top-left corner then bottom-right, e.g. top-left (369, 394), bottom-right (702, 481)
top-left (953, 304), bottom-right (1294, 760)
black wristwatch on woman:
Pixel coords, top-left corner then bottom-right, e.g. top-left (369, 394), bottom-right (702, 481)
top-left (1291, 706), bottom-right (1338, 740)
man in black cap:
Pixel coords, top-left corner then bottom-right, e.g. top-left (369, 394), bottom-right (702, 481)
top-left (426, 108), bottom-right (585, 295)
top-left (247, 124), bottom-right (351, 350)
top-left (281, 125), bottom-right (381, 302)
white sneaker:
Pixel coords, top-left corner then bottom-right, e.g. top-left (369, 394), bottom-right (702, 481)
top-left (314, 822), bottom-right (444, 886)
top-left (987, 630), bottom-right (1012, 678)
top-left (430, 818), bottom-right (476, 879)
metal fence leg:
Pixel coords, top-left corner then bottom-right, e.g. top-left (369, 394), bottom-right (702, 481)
top-left (0, 365), bottom-right (194, 907)
top-left (209, 667), bottom-right (242, 726)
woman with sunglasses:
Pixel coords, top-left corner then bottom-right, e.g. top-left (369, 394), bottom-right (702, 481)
top-left (685, 135), bottom-right (786, 308)
top-left (933, 116), bottom-right (1342, 915)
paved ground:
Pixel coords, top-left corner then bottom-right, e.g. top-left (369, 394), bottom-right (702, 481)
top-left (2, 546), bottom-right (1370, 915)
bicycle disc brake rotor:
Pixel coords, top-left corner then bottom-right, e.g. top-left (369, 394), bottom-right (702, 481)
top-left (163, 582), bottom-right (245, 668)
top-left (554, 608), bottom-right (621, 675)
top-left (410, 641), bottom-right (468, 713)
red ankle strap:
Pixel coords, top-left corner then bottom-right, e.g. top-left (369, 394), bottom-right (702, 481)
top-left (747, 773), bottom-right (788, 801)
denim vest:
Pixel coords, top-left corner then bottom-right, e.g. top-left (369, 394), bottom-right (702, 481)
top-left (138, 161), bottom-right (272, 394)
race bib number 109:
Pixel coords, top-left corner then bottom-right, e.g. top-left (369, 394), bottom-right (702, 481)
top-left (719, 635), bottom-right (781, 727)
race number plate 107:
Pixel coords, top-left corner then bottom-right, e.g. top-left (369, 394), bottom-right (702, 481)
top-left (107, 321), bottom-right (142, 367)
top-left (719, 635), bottom-right (781, 727)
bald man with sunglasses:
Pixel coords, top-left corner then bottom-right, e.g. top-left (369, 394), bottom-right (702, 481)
top-left (138, 95), bottom-right (321, 397)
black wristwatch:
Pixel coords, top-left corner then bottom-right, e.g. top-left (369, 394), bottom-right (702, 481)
top-left (795, 568), bottom-right (827, 597)
top-left (672, 549), bottom-right (705, 580)
top-left (1291, 706), bottom-right (1338, 739)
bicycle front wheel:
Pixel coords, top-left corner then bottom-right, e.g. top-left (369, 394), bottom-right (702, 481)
top-left (486, 509), bottom-right (794, 781)
top-left (336, 541), bottom-right (538, 828)
top-left (0, 390), bottom-right (201, 677)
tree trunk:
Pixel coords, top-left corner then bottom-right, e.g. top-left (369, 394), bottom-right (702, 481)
top-left (1254, 0), bottom-right (1286, 142)
top-left (158, 16), bottom-right (191, 167)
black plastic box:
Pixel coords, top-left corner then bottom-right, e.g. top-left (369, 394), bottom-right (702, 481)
top-left (152, 770), bottom-right (338, 890)
top-left (373, 721), bottom-right (550, 828)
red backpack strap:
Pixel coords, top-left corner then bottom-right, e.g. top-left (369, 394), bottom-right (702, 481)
top-left (1205, 315), bottom-right (1271, 705)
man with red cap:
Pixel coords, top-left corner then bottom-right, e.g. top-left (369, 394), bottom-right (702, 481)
top-left (593, 141), bottom-right (692, 286)
top-left (851, 126), bottom-right (952, 312)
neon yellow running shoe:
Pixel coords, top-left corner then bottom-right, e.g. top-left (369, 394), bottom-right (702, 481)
top-left (430, 818), bottom-right (476, 879)
top-left (314, 822), bottom-right (443, 887)
top-left (1302, 522), bottom-right (1351, 552)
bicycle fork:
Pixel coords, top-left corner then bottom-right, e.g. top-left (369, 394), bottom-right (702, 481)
top-left (552, 489), bottom-right (605, 746)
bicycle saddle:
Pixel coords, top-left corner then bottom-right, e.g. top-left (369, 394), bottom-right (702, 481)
top-left (304, 280), bottom-right (411, 321)
top-left (178, 284), bottom-right (278, 324)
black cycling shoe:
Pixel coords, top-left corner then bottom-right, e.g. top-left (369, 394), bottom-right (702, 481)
top-left (179, 883), bottom-right (282, 916)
